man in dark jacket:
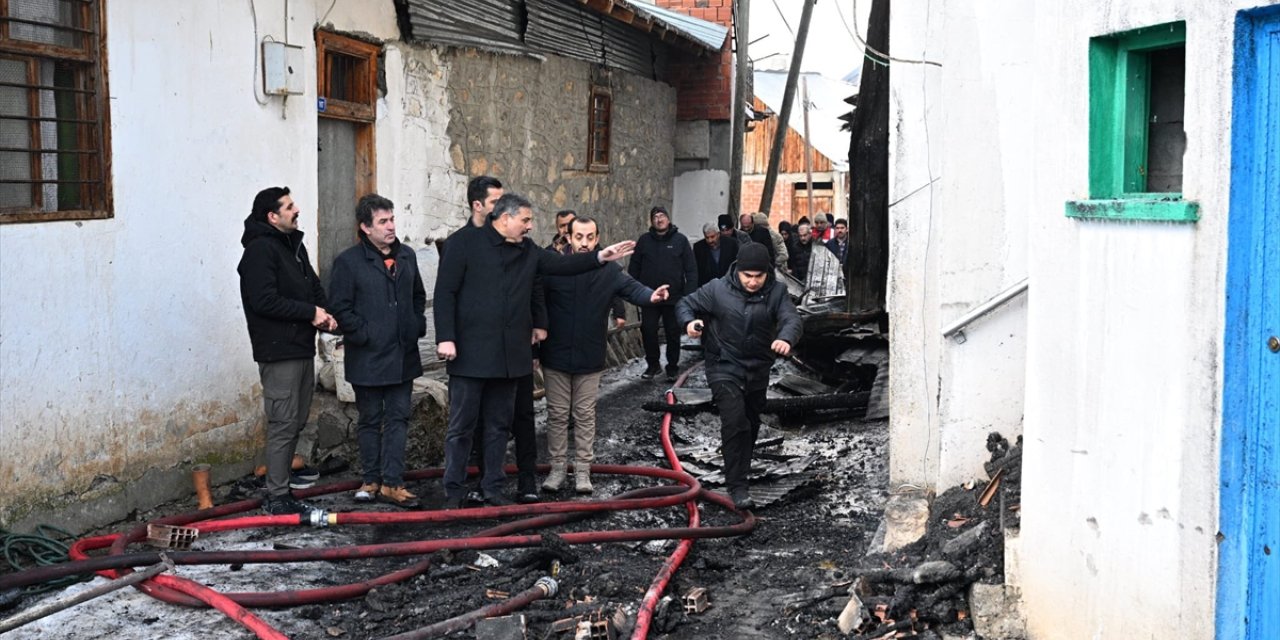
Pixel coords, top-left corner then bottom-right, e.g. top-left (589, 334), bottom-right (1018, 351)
top-left (539, 216), bottom-right (669, 494)
top-left (788, 222), bottom-right (815, 281)
top-left (546, 209), bottom-right (576, 255)
top-left (328, 194), bottom-right (427, 509)
top-left (238, 186), bottom-right (334, 516)
top-left (676, 243), bottom-right (802, 509)
top-left (694, 222), bottom-right (739, 287)
top-left (826, 218), bottom-right (850, 265)
top-left (434, 193), bottom-right (634, 508)
top-left (628, 205), bottom-right (697, 381)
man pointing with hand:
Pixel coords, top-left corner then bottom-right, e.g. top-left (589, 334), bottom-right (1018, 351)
top-left (675, 243), bottom-right (801, 510)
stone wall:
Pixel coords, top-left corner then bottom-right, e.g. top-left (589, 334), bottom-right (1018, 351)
top-left (442, 49), bottom-right (679, 245)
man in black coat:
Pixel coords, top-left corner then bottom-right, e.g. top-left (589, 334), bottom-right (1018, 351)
top-left (676, 243), bottom-right (802, 509)
top-left (693, 222), bottom-right (739, 287)
top-left (788, 222), bottom-right (815, 281)
top-left (434, 193), bottom-right (634, 508)
top-left (628, 205), bottom-right (697, 381)
top-left (328, 194), bottom-right (427, 509)
top-left (238, 186), bottom-right (335, 516)
top-left (826, 218), bottom-right (850, 265)
top-left (538, 216), bottom-right (669, 494)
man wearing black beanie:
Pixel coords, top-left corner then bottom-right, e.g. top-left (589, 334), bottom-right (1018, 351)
top-left (675, 243), bottom-right (801, 509)
top-left (628, 205), bottom-right (697, 382)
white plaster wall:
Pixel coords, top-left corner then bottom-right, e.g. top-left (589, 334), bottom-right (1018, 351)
top-left (673, 169), bottom-right (730, 235)
top-left (376, 43), bottom-right (468, 244)
top-left (0, 0), bottom-right (404, 522)
top-left (890, 0), bottom-right (1275, 637)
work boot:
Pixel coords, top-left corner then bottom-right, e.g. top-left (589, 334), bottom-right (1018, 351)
top-left (542, 463), bottom-right (567, 491)
top-left (379, 485), bottom-right (421, 509)
top-left (575, 468), bottom-right (593, 494)
top-left (729, 487), bottom-right (756, 511)
top-left (353, 482), bottom-right (380, 503)
top-left (640, 365), bottom-right (662, 380)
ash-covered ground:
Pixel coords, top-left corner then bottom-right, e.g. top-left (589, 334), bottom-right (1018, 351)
top-left (7, 356), bottom-right (891, 639)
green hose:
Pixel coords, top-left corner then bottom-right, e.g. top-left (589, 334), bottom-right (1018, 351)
top-left (1, 526), bottom-right (93, 595)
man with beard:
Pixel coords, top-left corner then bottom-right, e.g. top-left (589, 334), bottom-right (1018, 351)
top-left (547, 209), bottom-right (576, 255)
top-left (694, 222), bottom-right (739, 287)
top-left (435, 194), bottom-right (634, 508)
top-left (628, 206), bottom-right (697, 381)
top-left (826, 218), bottom-right (850, 265)
top-left (238, 186), bottom-right (335, 516)
top-left (328, 194), bottom-right (427, 508)
top-left (675, 243), bottom-right (801, 509)
top-left (539, 216), bottom-right (669, 493)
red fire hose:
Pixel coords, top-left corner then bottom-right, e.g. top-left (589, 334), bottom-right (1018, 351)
top-left (4, 367), bottom-right (750, 640)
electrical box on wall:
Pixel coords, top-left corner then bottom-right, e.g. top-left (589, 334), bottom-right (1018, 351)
top-left (262, 41), bottom-right (304, 96)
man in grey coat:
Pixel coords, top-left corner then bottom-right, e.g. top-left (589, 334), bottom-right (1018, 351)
top-left (328, 194), bottom-right (427, 508)
top-left (675, 243), bottom-right (802, 509)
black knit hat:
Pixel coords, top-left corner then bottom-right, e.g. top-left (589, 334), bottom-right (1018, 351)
top-left (737, 243), bottom-right (771, 273)
top-left (717, 213), bottom-right (733, 230)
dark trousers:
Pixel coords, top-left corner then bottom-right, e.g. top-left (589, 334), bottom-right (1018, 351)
top-left (445, 375), bottom-right (516, 498)
top-left (352, 380), bottom-right (413, 488)
top-left (640, 304), bottom-right (681, 370)
top-left (258, 359), bottom-right (315, 497)
top-left (711, 381), bottom-right (768, 493)
top-left (469, 373), bottom-right (537, 494)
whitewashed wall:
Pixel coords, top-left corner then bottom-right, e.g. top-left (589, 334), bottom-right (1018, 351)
top-left (890, 0), bottom-right (1276, 637)
top-left (0, 0), bottom-right (406, 525)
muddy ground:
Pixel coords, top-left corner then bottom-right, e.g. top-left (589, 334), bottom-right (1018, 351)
top-left (5, 355), bottom-right (892, 639)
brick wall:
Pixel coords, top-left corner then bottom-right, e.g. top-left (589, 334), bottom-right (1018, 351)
top-left (740, 175), bottom-right (793, 227)
top-left (655, 0), bottom-right (733, 121)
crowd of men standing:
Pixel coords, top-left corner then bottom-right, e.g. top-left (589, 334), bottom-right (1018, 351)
top-left (238, 178), bottom-right (833, 514)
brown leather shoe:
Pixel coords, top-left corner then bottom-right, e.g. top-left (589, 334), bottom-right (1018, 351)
top-left (379, 485), bottom-right (421, 509)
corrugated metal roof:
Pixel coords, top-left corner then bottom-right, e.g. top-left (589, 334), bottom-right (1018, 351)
top-left (753, 70), bottom-right (856, 171)
top-left (399, 0), bottom-right (529, 56)
top-left (526, 0), bottom-right (668, 79)
top-left (624, 0), bottom-right (729, 51)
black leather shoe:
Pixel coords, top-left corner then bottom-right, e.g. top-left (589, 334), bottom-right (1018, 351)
top-left (441, 494), bottom-right (465, 510)
top-left (516, 492), bottom-right (540, 504)
top-left (730, 488), bottom-right (756, 511)
top-left (485, 493), bottom-right (514, 507)
top-left (640, 365), bottom-right (662, 380)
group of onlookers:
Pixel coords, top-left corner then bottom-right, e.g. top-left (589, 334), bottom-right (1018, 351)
top-left (237, 180), bottom-right (813, 514)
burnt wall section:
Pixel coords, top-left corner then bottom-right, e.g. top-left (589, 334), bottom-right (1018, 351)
top-left (443, 49), bottom-right (677, 244)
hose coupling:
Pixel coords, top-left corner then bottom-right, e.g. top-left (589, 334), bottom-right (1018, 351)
top-left (535, 576), bottom-right (559, 598)
top-left (306, 509), bottom-right (331, 528)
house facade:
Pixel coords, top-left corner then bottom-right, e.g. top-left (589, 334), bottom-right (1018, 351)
top-left (0, 0), bottom-right (728, 529)
top-left (888, 1), bottom-right (1278, 638)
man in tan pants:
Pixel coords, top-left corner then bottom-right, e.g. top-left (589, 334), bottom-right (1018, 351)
top-left (538, 216), bottom-right (668, 493)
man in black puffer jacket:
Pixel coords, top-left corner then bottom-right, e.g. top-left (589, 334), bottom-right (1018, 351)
top-left (628, 205), bottom-right (697, 382)
top-left (675, 243), bottom-right (802, 510)
top-left (238, 186), bottom-right (334, 517)
top-left (328, 194), bottom-right (427, 509)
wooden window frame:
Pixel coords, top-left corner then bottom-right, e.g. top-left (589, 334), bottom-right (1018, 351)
top-left (316, 30), bottom-right (378, 197)
top-left (587, 87), bottom-right (611, 172)
top-left (1066, 21), bottom-right (1197, 222)
top-left (0, 0), bottom-right (112, 225)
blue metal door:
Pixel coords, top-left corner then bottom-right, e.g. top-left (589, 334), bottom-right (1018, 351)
top-left (1219, 6), bottom-right (1280, 639)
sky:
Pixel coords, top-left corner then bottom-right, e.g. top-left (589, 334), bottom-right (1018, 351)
top-left (746, 0), bottom-right (871, 83)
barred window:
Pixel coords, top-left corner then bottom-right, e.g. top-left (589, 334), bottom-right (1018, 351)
top-left (587, 88), bottom-right (610, 171)
top-left (0, 0), bottom-right (111, 224)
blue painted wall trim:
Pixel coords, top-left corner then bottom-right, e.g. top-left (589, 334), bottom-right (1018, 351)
top-left (1217, 5), bottom-right (1280, 640)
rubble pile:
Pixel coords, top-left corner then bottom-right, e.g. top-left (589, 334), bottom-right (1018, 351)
top-left (837, 433), bottom-right (1024, 639)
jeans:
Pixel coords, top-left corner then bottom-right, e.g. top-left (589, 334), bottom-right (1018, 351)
top-left (444, 375), bottom-right (516, 498)
top-left (640, 305), bottom-right (681, 370)
top-left (711, 381), bottom-right (768, 493)
top-left (352, 380), bottom-right (413, 488)
top-left (258, 359), bottom-right (315, 497)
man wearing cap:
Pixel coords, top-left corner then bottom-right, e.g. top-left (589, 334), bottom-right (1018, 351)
top-left (628, 205), bottom-right (697, 381)
top-left (694, 222), bottom-right (738, 287)
top-left (675, 243), bottom-right (802, 510)
top-left (718, 213), bottom-right (752, 247)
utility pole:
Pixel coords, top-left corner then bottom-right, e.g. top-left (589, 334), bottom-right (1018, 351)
top-left (758, 0), bottom-right (816, 215)
top-left (728, 0), bottom-right (750, 221)
top-left (801, 76), bottom-right (814, 224)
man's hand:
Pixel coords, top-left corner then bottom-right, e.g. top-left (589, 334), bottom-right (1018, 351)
top-left (312, 306), bottom-right (334, 329)
top-left (771, 340), bottom-right (791, 357)
top-left (686, 320), bottom-right (704, 338)
top-left (323, 316), bottom-right (338, 332)
top-left (614, 317), bottom-right (627, 329)
top-left (532, 328), bottom-right (547, 344)
top-left (650, 285), bottom-right (670, 304)
top-left (598, 240), bottom-right (636, 263)
top-left (437, 341), bottom-right (457, 361)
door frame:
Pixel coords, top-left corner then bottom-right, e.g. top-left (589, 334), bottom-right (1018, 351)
top-left (1217, 6), bottom-right (1280, 639)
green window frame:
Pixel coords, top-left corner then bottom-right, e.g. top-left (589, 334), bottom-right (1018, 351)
top-left (1065, 21), bottom-right (1199, 222)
